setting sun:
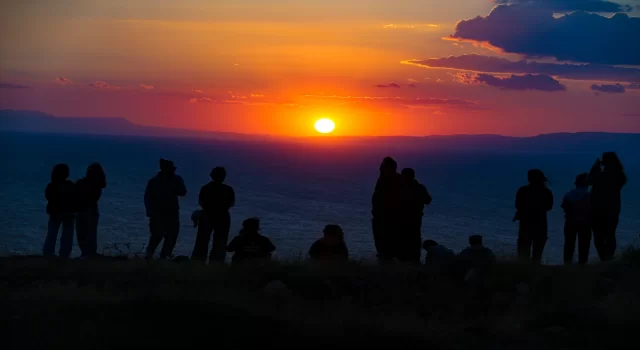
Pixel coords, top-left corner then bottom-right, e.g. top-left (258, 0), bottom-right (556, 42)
top-left (314, 118), bottom-right (336, 134)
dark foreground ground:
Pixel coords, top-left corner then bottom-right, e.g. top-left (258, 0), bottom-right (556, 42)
top-left (2, 252), bottom-right (639, 350)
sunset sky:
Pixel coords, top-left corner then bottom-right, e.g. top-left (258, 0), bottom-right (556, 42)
top-left (1, 0), bottom-right (639, 136)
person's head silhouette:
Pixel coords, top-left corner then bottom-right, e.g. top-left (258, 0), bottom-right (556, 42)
top-left (242, 217), bottom-right (260, 235)
top-left (86, 162), bottom-right (106, 187)
top-left (51, 163), bottom-right (70, 182)
top-left (469, 235), bottom-right (483, 247)
top-left (602, 152), bottom-right (623, 173)
top-left (210, 167), bottom-right (227, 183)
top-left (401, 168), bottom-right (415, 180)
top-left (527, 169), bottom-right (548, 187)
top-left (574, 173), bottom-right (588, 188)
top-left (380, 157), bottom-right (397, 176)
top-left (323, 224), bottom-right (344, 241)
top-left (159, 158), bottom-right (176, 174)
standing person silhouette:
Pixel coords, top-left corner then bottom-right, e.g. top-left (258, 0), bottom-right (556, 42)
top-left (588, 152), bottom-right (627, 261)
top-left (561, 173), bottom-right (591, 265)
top-left (192, 167), bottom-right (235, 263)
top-left (515, 169), bottom-right (553, 263)
top-left (371, 157), bottom-right (408, 262)
top-left (43, 163), bottom-right (77, 258)
top-left (400, 168), bottom-right (432, 264)
top-left (75, 163), bottom-right (106, 258)
top-left (144, 159), bottom-right (187, 260)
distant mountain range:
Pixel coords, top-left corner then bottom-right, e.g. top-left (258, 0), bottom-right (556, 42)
top-left (2, 109), bottom-right (639, 154)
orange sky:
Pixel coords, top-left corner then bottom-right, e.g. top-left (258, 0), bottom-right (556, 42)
top-left (1, 0), bottom-right (639, 136)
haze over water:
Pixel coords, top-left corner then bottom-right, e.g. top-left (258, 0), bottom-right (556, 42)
top-left (1, 131), bottom-right (638, 263)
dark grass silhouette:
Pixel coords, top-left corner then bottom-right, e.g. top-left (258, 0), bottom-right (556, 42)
top-left (2, 249), bottom-right (639, 349)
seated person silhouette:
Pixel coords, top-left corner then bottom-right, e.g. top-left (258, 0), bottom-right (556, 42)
top-left (456, 235), bottom-right (496, 284)
top-left (422, 239), bottom-right (455, 265)
top-left (309, 224), bottom-right (349, 262)
top-left (227, 217), bottom-right (276, 264)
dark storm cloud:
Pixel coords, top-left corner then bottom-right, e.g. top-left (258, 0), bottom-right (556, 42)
top-left (375, 83), bottom-right (401, 88)
top-left (494, 0), bottom-right (632, 12)
top-left (403, 54), bottom-right (640, 82)
top-left (590, 83), bottom-right (626, 93)
top-left (0, 83), bottom-right (30, 89)
top-left (460, 73), bottom-right (567, 91)
top-left (449, 5), bottom-right (640, 65)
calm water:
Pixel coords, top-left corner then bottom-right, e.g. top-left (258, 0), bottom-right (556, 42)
top-left (1, 132), bottom-right (638, 263)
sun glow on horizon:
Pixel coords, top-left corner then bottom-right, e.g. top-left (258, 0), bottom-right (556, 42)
top-left (314, 118), bottom-right (336, 134)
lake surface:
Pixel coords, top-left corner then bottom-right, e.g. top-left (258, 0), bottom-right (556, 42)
top-left (1, 131), bottom-right (638, 263)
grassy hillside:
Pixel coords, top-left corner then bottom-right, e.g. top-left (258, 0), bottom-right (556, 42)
top-left (2, 252), bottom-right (639, 349)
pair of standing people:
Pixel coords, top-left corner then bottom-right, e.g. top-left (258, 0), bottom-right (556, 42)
top-left (372, 157), bottom-right (432, 264)
top-left (43, 163), bottom-right (106, 258)
top-left (143, 159), bottom-right (235, 262)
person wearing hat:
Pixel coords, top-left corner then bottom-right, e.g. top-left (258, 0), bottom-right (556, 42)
top-left (191, 166), bottom-right (235, 263)
top-left (514, 169), bottom-right (553, 262)
top-left (561, 173), bottom-right (592, 265)
top-left (144, 158), bottom-right (187, 260)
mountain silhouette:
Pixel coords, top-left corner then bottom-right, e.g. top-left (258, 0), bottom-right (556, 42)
top-left (1, 109), bottom-right (639, 154)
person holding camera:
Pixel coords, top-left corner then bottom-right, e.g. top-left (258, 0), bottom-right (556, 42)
top-left (588, 152), bottom-right (627, 261)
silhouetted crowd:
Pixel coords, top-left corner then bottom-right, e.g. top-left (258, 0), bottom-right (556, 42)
top-left (43, 152), bottom-right (627, 266)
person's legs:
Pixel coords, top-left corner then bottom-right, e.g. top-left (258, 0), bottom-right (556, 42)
top-left (606, 215), bottom-right (619, 261)
top-left (517, 226), bottom-right (532, 260)
top-left (592, 214), bottom-right (607, 261)
top-left (160, 214), bottom-right (180, 258)
top-left (43, 216), bottom-right (61, 256)
top-left (146, 216), bottom-right (164, 259)
top-left (531, 229), bottom-right (547, 263)
top-left (191, 215), bottom-right (213, 262)
top-left (372, 217), bottom-right (388, 261)
top-left (563, 222), bottom-right (577, 265)
top-left (76, 210), bottom-right (89, 257)
top-left (59, 216), bottom-right (75, 258)
top-left (374, 217), bottom-right (395, 262)
top-left (577, 224), bottom-right (592, 265)
top-left (210, 213), bottom-right (231, 264)
top-left (87, 209), bottom-right (99, 257)
top-left (396, 232), bottom-right (422, 264)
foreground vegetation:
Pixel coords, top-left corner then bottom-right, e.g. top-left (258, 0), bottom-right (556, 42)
top-left (2, 251), bottom-right (640, 349)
